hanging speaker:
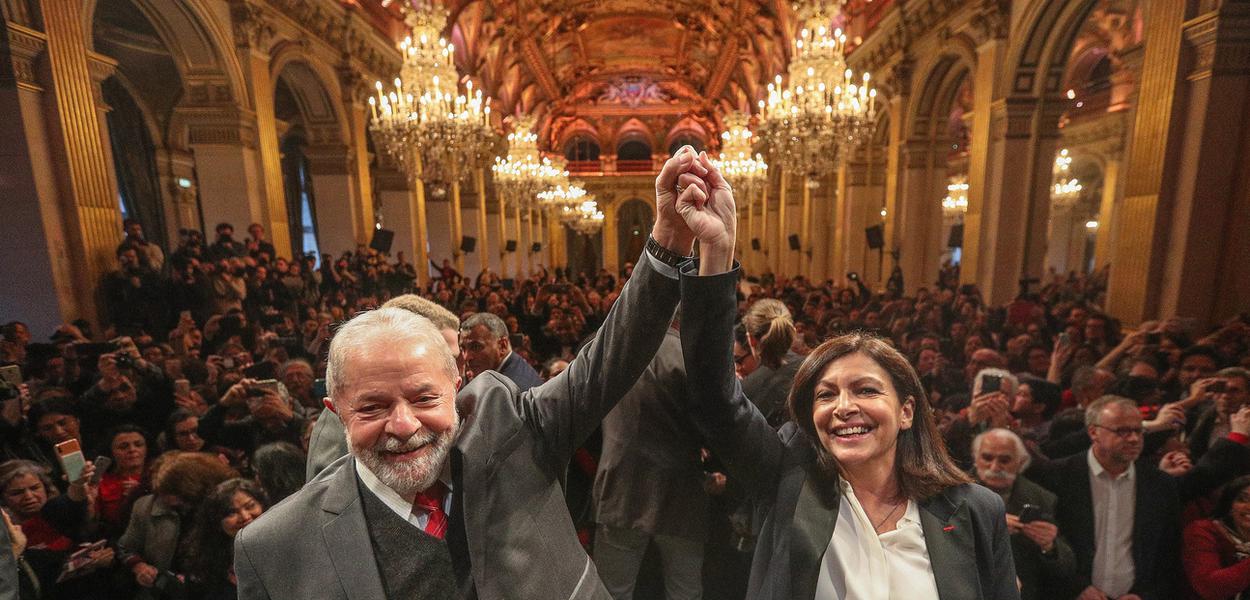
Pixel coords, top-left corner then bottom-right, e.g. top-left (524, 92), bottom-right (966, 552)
top-left (948, 223), bottom-right (964, 248)
top-left (865, 225), bottom-right (884, 250)
top-left (531, 242), bottom-right (542, 253)
top-left (460, 236), bottom-right (477, 253)
top-left (505, 239), bottom-right (517, 252)
top-left (750, 238), bottom-right (761, 251)
top-left (788, 234), bottom-right (801, 250)
top-left (369, 229), bottom-right (394, 253)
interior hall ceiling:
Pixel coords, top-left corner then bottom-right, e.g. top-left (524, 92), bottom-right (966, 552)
top-left (375, 0), bottom-right (799, 151)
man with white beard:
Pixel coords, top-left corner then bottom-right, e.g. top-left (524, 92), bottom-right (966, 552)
top-left (972, 428), bottom-right (1076, 600)
top-left (233, 146), bottom-right (741, 600)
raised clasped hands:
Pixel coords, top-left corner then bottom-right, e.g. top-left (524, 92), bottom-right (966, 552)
top-left (654, 145), bottom-right (737, 275)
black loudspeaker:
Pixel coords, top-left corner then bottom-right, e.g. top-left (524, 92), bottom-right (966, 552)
top-left (788, 234), bottom-right (801, 250)
top-left (750, 238), bottom-right (761, 251)
top-left (460, 236), bottom-right (476, 253)
top-left (948, 223), bottom-right (964, 248)
top-left (505, 239), bottom-right (517, 252)
top-left (369, 229), bottom-right (394, 253)
top-left (865, 225), bottom-right (884, 250)
top-left (531, 242), bottom-right (542, 253)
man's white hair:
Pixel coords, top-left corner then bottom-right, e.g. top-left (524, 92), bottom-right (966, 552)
top-left (325, 307), bottom-right (458, 405)
top-left (971, 427), bottom-right (1032, 472)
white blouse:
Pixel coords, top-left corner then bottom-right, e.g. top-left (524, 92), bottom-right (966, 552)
top-left (814, 480), bottom-right (941, 600)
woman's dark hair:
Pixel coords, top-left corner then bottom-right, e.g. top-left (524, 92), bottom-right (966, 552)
top-left (183, 478), bottom-right (270, 587)
top-left (1213, 475), bottom-right (1250, 531)
top-left (252, 442), bottom-right (305, 504)
top-left (102, 423), bottom-right (149, 469)
top-left (787, 331), bottom-right (971, 501)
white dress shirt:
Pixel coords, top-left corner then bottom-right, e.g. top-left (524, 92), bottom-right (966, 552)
top-left (1087, 449), bottom-right (1136, 597)
top-left (357, 459), bottom-right (453, 530)
top-left (814, 479), bottom-right (940, 600)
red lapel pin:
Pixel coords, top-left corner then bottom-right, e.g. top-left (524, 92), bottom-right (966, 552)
top-left (943, 525), bottom-right (956, 532)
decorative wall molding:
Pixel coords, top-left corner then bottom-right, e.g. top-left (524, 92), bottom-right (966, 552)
top-left (5, 22), bottom-right (46, 91)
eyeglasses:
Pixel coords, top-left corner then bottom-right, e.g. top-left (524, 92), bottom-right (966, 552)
top-left (1093, 424), bottom-right (1145, 439)
top-left (734, 352), bottom-right (750, 365)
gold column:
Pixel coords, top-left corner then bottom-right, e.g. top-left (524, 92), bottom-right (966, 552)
top-left (1105, 0), bottom-right (1185, 323)
top-left (476, 168), bottom-right (490, 274)
top-left (800, 179), bottom-right (812, 279)
top-left (410, 157), bottom-right (430, 287)
top-left (514, 204), bottom-right (524, 277)
top-left (776, 170), bottom-right (788, 275)
top-left (526, 208), bottom-right (536, 272)
top-left (745, 189), bottom-right (756, 274)
top-left (340, 78), bottom-right (376, 247)
top-left (497, 197), bottom-right (510, 279)
top-left (1093, 158), bottom-right (1119, 269)
top-left (39, 0), bottom-right (124, 323)
top-left (602, 199), bottom-right (619, 274)
top-left (450, 174), bottom-right (464, 273)
top-left (237, 45), bottom-right (291, 256)
top-left (961, 40), bottom-right (1005, 290)
top-left (759, 177), bottom-right (769, 273)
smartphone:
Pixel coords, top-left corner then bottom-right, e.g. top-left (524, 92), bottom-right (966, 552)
top-left (1210, 380), bottom-right (1228, 394)
top-left (221, 357), bottom-right (235, 370)
top-left (1019, 503), bottom-right (1042, 523)
top-left (0, 365), bottom-right (21, 386)
top-left (311, 378), bottom-right (327, 400)
top-left (249, 379), bottom-right (280, 396)
top-left (980, 374), bottom-right (1003, 395)
top-left (89, 456), bottom-right (111, 484)
top-left (174, 379), bottom-right (191, 396)
top-left (56, 439), bottom-right (87, 482)
top-left (1144, 332), bottom-right (1162, 345)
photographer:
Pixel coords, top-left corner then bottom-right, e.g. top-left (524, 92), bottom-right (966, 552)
top-left (972, 428), bottom-right (1076, 600)
top-left (77, 341), bottom-right (173, 450)
top-left (197, 379), bottom-right (303, 459)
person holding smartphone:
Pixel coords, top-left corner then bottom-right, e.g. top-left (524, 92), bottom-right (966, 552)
top-left (971, 428), bottom-right (1076, 600)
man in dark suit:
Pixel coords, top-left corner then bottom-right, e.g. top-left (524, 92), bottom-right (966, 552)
top-left (971, 428), bottom-right (1076, 600)
top-left (460, 312), bottom-right (543, 390)
top-left (593, 320), bottom-right (708, 600)
top-left (236, 147), bottom-right (739, 599)
top-left (1028, 395), bottom-right (1250, 600)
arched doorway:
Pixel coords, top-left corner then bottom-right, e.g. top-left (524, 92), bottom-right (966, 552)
top-left (616, 199), bottom-right (653, 270)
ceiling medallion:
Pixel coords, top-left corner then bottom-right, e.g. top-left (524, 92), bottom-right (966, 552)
top-left (596, 77), bottom-right (672, 107)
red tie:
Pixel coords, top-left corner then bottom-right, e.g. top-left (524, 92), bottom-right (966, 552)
top-left (413, 482), bottom-right (449, 540)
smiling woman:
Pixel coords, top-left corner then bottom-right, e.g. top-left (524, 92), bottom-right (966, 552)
top-left (681, 300), bottom-right (1021, 600)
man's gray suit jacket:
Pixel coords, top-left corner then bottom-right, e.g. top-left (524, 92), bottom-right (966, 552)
top-left (236, 252), bottom-right (740, 600)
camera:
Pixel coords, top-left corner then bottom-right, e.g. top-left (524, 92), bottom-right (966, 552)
top-left (0, 379), bottom-right (18, 401)
top-left (113, 353), bottom-right (136, 370)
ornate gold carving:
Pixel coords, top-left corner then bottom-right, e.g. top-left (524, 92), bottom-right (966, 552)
top-left (230, 0), bottom-right (275, 51)
top-left (5, 22), bottom-right (45, 90)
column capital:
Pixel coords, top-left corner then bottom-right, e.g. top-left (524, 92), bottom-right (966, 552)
top-left (305, 144), bottom-right (353, 175)
top-left (229, 0), bottom-right (276, 52)
top-left (989, 96), bottom-right (1041, 140)
top-left (4, 23), bottom-right (46, 91)
top-left (969, 0), bottom-right (1011, 45)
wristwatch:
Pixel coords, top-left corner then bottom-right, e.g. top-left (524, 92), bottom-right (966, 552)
top-left (645, 235), bottom-right (692, 269)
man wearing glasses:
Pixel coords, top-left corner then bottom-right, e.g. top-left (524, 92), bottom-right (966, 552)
top-left (1029, 395), bottom-right (1250, 600)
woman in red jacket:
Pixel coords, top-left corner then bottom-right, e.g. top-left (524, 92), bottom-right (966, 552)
top-left (1185, 474), bottom-right (1250, 599)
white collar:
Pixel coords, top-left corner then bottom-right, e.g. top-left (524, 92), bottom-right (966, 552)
top-left (1087, 448), bottom-right (1135, 481)
top-left (497, 350), bottom-right (514, 371)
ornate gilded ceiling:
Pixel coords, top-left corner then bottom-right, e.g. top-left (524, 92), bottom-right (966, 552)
top-left (376, 0), bottom-right (797, 153)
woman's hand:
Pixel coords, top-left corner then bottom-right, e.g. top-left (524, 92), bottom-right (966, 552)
top-left (3, 509), bottom-right (25, 558)
top-left (652, 146), bottom-right (704, 255)
top-left (675, 153), bottom-right (736, 274)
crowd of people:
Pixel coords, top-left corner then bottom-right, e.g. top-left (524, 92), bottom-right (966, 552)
top-left (3, 196), bottom-right (1250, 599)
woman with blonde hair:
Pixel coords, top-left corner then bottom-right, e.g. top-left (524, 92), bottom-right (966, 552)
top-left (741, 298), bottom-right (803, 427)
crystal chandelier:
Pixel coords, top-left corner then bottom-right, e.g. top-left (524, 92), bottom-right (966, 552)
top-left (491, 115), bottom-right (567, 211)
top-left (712, 112), bottom-right (769, 196)
top-left (1051, 148), bottom-right (1083, 208)
top-left (569, 200), bottom-right (605, 235)
top-left (758, 0), bottom-right (876, 178)
top-left (942, 176), bottom-right (969, 218)
top-left (367, 0), bottom-right (495, 182)
top-left (538, 183), bottom-right (591, 221)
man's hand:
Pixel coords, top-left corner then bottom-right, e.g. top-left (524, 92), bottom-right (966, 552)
top-left (674, 152), bottom-right (736, 275)
top-left (1158, 450), bottom-right (1193, 477)
top-left (250, 392), bottom-right (293, 426)
top-left (968, 392), bottom-right (1011, 426)
top-left (652, 145), bottom-right (705, 255)
top-left (1231, 405), bottom-right (1250, 436)
top-left (1020, 520), bottom-right (1059, 553)
top-left (1077, 585), bottom-right (1109, 600)
top-left (1144, 402), bottom-right (1186, 433)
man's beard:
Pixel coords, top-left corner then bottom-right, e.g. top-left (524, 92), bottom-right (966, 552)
top-left (350, 423), bottom-right (458, 497)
